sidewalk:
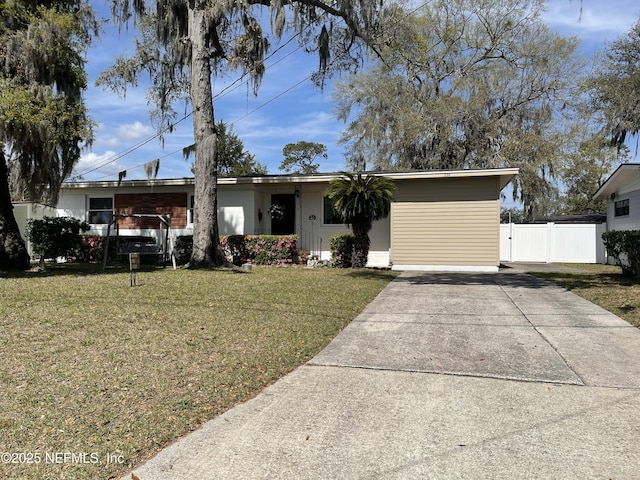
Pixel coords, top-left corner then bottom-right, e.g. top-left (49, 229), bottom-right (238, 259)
top-left (122, 271), bottom-right (640, 479)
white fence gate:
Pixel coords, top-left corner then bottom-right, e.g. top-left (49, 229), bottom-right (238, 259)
top-left (500, 223), bottom-right (607, 264)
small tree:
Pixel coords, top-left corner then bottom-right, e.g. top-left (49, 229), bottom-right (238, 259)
top-left (279, 141), bottom-right (327, 174)
top-left (325, 172), bottom-right (396, 268)
top-left (26, 216), bottom-right (89, 268)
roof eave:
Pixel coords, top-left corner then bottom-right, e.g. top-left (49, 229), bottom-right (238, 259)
top-left (593, 163), bottom-right (640, 200)
top-left (61, 168), bottom-right (519, 190)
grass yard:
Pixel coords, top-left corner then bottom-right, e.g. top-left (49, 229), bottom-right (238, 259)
top-left (0, 264), bottom-right (396, 480)
top-left (529, 263), bottom-right (640, 328)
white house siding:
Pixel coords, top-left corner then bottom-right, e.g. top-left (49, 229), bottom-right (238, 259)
top-left (253, 191), bottom-right (270, 235)
top-left (606, 188), bottom-right (640, 231)
top-left (296, 183), bottom-right (390, 267)
top-left (217, 188), bottom-right (254, 235)
top-left (12, 203), bottom-right (56, 256)
top-left (56, 193), bottom-right (87, 223)
top-left (57, 191), bottom-right (112, 236)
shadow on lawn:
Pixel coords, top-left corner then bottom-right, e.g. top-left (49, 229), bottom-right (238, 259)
top-left (531, 271), bottom-right (639, 291)
top-left (0, 262), bottom-right (152, 278)
top-left (346, 269), bottom-right (398, 281)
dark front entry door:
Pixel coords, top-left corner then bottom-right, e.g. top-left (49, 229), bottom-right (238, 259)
top-left (270, 194), bottom-right (296, 235)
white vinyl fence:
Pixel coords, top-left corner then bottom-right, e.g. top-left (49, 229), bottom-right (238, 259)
top-left (500, 223), bottom-right (607, 264)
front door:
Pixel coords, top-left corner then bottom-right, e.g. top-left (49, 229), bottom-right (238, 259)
top-left (270, 194), bottom-right (296, 235)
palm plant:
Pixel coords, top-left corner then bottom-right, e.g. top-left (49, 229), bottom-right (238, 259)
top-left (325, 172), bottom-right (396, 268)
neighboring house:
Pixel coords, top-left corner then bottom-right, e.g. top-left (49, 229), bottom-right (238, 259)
top-left (12, 201), bottom-right (56, 256)
top-left (55, 168), bottom-right (518, 271)
top-left (593, 163), bottom-right (640, 232)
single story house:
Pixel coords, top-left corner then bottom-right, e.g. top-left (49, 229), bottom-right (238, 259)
top-left (593, 163), bottom-right (640, 231)
top-left (55, 168), bottom-right (518, 271)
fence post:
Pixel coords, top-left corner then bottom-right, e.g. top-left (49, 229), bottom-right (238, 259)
top-left (509, 222), bottom-right (514, 262)
top-left (547, 222), bottom-right (554, 263)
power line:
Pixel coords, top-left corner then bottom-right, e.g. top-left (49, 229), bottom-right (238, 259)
top-left (72, 2), bottom-right (434, 180)
top-left (71, 13), bottom-right (323, 181)
top-left (230, 75), bottom-right (313, 125)
top-left (90, 146), bottom-right (187, 181)
top-left (71, 113), bottom-right (192, 179)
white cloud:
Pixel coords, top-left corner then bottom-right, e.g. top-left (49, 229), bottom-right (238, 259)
top-left (117, 121), bottom-right (155, 140)
top-left (101, 137), bottom-right (122, 148)
top-left (71, 151), bottom-right (124, 181)
top-left (542, 1), bottom-right (640, 41)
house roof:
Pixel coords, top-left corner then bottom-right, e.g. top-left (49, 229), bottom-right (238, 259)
top-left (533, 214), bottom-right (607, 224)
top-left (62, 168), bottom-right (519, 191)
top-left (593, 163), bottom-right (640, 200)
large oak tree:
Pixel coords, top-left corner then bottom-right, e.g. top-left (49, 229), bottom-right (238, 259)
top-left (0, 0), bottom-right (96, 270)
top-left (333, 0), bottom-right (587, 220)
top-left (588, 17), bottom-right (640, 149)
top-left (100, 0), bottom-right (387, 268)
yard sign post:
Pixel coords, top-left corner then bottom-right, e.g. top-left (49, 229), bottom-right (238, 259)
top-left (129, 252), bottom-right (140, 287)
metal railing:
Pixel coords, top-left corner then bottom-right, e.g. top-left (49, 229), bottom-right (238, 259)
top-left (300, 229), bottom-right (323, 258)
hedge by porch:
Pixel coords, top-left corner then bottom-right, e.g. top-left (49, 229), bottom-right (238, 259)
top-left (329, 233), bottom-right (354, 268)
top-left (176, 234), bottom-right (298, 266)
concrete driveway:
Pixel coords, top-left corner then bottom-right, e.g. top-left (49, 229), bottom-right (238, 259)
top-left (123, 271), bottom-right (640, 480)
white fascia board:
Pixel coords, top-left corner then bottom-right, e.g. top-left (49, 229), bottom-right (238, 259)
top-left (62, 168), bottom-right (519, 190)
top-left (593, 163), bottom-right (640, 200)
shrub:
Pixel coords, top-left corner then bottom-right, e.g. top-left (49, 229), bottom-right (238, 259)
top-left (244, 235), bottom-right (297, 265)
top-left (220, 235), bottom-right (248, 265)
top-left (602, 230), bottom-right (640, 278)
top-left (174, 235), bottom-right (193, 264)
top-left (75, 236), bottom-right (157, 264)
top-left (173, 234), bottom-right (298, 266)
top-left (329, 233), bottom-right (354, 268)
top-left (76, 235), bottom-right (115, 263)
top-left (26, 216), bottom-right (90, 267)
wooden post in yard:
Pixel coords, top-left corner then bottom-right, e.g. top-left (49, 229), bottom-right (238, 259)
top-left (129, 252), bottom-right (140, 287)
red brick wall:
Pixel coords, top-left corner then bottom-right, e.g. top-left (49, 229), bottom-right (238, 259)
top-left (114, 192), bottom-right (188, 229)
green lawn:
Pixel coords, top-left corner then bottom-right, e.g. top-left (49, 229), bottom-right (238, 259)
top-left (529, 263), bottom-right (640, 328)
top-left (0, 264), bottom-right (396, 480)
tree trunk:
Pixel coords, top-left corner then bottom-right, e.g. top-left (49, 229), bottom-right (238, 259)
top-left (187, 2), bottom-right (226, 268)
top-left (351, 223), bottom-right (371, 269)
top-left (0, 151), bottom-right (30, 270)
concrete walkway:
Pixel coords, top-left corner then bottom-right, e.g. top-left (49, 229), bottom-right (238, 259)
top-left (122, 271), bottom-right (640, 480)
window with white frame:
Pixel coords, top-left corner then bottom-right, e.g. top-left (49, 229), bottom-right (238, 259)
top-left (88, 197), bottom-right (113, 224)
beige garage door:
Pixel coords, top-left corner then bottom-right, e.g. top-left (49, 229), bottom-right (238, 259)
top-left (390, 200), bottom-right (499, 267)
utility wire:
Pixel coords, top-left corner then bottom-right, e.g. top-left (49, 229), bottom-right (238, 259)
top-left (70, 13), bottom-right (324, 181)
top-left (72, 2), bottom-right (433, 180)
top-left (71, 113), bottom-right (192, 179)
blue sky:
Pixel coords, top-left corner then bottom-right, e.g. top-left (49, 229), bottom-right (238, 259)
top-left (72, 0), bottom-right (640, 184)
